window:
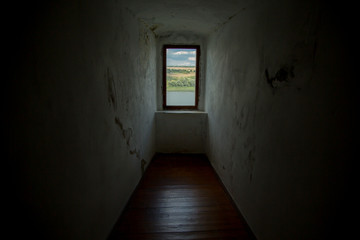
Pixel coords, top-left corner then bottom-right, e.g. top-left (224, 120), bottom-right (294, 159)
top-left (163, 45), bottom-right (200, 110)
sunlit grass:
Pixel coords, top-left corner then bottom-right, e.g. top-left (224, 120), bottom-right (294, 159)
top-left (167, 86), bottom-right (195, 92)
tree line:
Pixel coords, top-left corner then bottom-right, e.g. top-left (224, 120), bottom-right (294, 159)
top-left (167, 77), bottom-right (195, 87)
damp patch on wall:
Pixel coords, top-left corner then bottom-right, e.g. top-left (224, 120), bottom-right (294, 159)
top-left (106, 67), bottom-right (117, 110)
top-left (141, 159), bottom-right (147, 175)
top-left (115, 116), bottom-right (147, 174)
top-left (265, 65), bottom-right (295, 88)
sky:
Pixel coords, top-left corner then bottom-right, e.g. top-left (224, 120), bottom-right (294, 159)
top-left (166, 49), bottom-right (197, 66)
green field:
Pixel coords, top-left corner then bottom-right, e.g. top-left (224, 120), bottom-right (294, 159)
top-left (166, 66), bottom-right (196, 92)
top-left (167, 86), bottom-right (195, 91)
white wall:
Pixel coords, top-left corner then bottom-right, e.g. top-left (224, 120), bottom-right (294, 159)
top-left (205, 0), bottom-right (354, 239)
top-left (155, 111), bottom-right (207, 153)
top-left (8, 1), bottom-right (157, 239)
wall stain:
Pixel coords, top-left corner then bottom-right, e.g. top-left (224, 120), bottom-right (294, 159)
top-left (106, 67), bottom-right (117, 110)
top-left (265, 65), bottom-right (294, 89)
top-left (115, 117), bottom-right (146, 174)
top-left (141, 159), bottom-right (147, 175)
top-left (149, 24), bottom-right (159, 32)
top-left (137, 18), bottom-right (159, 38)
top-left (212, 8), bottom-right (246, 32)
top-left (130, 148), bottom-right (140, 159)
top-left (115, 117), bottom-right (133, 146)
top-left (247, 149), bottom-right (256, 182)
top-left (140, 30), bottom-right (150, 47)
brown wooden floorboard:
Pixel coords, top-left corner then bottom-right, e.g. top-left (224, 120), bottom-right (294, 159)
top-left (108, 154), bottom-right (256, 240)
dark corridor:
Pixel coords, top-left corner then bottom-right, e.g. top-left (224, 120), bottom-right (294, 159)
top-left (108, 154), bottom-right (256, 239)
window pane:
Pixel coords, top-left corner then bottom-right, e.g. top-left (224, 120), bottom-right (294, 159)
top-left (166, 48), bottom-right (197, 106)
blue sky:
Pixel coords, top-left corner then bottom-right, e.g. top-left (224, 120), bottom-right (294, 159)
top-left (166, 49), bottom-right (196, 66)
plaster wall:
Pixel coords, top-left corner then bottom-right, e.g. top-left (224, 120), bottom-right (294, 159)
top-left (205, 0), bottom-right (354, 239)
top-left (9, 1), bottom-right (156, 239)
top-left (155, 111), bottom-right (207, 153)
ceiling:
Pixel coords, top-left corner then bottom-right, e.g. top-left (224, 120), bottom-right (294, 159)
top-left (123, 0), bottom-right (251, 36)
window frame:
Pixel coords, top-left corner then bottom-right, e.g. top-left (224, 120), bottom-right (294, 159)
top-left (162, 45), bottom-right (200, 110)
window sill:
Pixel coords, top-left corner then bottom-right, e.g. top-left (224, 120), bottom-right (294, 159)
top-left (155, 110), bottom-right (207, 115)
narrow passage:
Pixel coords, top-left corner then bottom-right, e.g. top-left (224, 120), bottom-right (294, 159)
top-left (108, 154), bottom-right (256, 240)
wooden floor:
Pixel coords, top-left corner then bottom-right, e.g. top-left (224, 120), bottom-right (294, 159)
top-left (108, 154), bottom-right (256, 240)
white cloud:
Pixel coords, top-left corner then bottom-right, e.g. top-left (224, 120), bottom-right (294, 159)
top-left (172, 50), bottom-right (196, 55)
top-left (166, 49), bottom-right (197, 66)
top-left (173, 51), bottom-right (189, 55)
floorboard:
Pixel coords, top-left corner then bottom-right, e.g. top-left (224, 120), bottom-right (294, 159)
top-left (108, 154), bottom-right (256, 240)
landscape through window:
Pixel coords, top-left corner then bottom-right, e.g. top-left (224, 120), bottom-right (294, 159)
top-left (163, 45), bottom-right (199, 109)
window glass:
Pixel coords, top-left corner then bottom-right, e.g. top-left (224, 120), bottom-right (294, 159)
top-left (163, 46), bottom-right (199, 109)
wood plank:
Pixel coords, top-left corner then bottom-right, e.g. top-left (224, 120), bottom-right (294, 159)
top-left (121, 205), bottom-right (240, 215)
top-left (114, 230), bottom-right (251, 240)
top-left (107, 154), bottom-right (256, 240)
